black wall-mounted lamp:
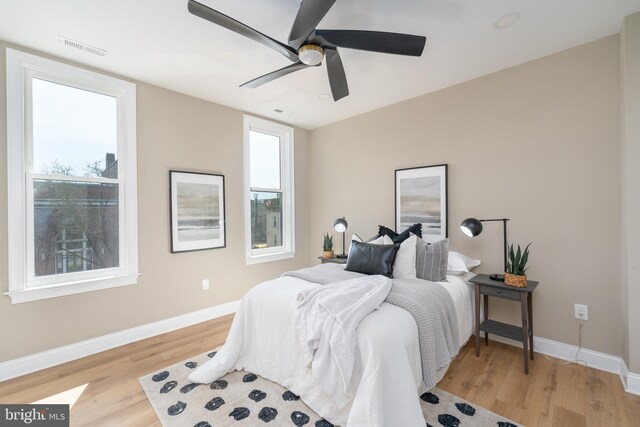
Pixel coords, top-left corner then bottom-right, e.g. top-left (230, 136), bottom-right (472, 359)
top-left (460, 217), bottom-right (510, 281)
top-left (333, 217), bottom-right (348, 258)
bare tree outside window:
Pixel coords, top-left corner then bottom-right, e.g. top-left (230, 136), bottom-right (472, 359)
top-left (34, 154), bottom-right (119, 277)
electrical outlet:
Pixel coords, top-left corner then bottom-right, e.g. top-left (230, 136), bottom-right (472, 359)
top-left (574, 304), bottom-right (588, 320)
top-left (202, 279), bottom-right (210, 291)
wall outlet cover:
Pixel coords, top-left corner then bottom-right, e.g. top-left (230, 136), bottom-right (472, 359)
top-left (574, 304), bottom-right (588, 320)
top-left (202, 279), bottom-right (210, 291)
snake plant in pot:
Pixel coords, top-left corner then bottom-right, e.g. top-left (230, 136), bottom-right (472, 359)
top-left (323, 233), bottom-right (334, 258)
top-left (505, 243), bottom-right (531, 287)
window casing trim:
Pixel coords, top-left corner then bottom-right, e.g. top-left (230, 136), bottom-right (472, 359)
top-left (5, 273), bottom-right (141, 304)
top-left (5, 48), bottom-right (138, 303)
top-left (243, 115), bottom-right (295, 265)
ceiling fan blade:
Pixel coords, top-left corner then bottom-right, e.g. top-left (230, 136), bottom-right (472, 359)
top-left (316, 29), bottom-right (426, 56)
top-left (325, 48), bottom-right (348, 101)
top-left (288, 0), bottom-right (336, 50)
top-left (240, 62), bottom-right (312, 88)
top-left (188, 0), bottom-right (299, 62)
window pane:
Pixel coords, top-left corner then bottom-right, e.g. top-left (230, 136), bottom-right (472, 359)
top-left (249, 130), bottom-right (280, 189)
top-left (34, 179), bottom-right (119, 277)
top-left (32, 78), bottom-right (118, 178)
top-left (250, 191), bottom-right (282, 249)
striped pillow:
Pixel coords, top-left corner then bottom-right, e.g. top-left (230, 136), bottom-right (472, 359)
top-left (415, 237), bottom-right (449, 282)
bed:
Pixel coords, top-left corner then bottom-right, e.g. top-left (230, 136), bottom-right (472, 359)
top-left (189, 263), bottom-right (475, 426)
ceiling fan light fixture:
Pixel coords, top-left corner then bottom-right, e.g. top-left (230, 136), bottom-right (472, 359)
top-left (298, 44), bottom-right (324, 66)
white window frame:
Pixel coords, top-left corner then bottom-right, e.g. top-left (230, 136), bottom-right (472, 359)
top-left (243, 115), bottom-right (295, 265)
top-left (5, 48), bottom-right (138, 304)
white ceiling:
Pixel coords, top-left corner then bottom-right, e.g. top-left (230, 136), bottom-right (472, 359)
top-left (1, 0), bottom-right (639, 129)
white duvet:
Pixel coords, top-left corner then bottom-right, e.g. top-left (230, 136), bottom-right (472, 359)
top-left (296, 275), bottom-right (392, 402)
top-left (189, 271), bottom-right (474, 426)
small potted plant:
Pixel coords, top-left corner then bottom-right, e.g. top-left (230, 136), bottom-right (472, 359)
top-left (323, 233), bottom-right (334, 258)
top-left (505, 243), bottom-right (531, 287)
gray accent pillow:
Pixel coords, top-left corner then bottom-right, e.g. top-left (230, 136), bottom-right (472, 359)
top-left (416, 238), bottom-right (449, 282)
top-left (345, 241), bottom-right (400, 278)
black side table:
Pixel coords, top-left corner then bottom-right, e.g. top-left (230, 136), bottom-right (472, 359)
top-left (318, 256), bottom-right (348, 264)
top-left (469, 273), bottom-right (539, 374)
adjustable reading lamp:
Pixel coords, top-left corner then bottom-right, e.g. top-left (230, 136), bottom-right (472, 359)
top-left (460, 217), bottom-right (509, 281)
top-left (333, 217), bottom-right (348, 258)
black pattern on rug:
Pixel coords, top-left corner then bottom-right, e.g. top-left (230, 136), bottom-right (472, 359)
top-left (140, 350), bottom-right (522, 426)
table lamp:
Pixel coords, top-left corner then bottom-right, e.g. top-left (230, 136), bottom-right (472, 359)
top-left (333, 217), bottom-right (348, 258)
top-left (460, 217), bottom-right (509, 281)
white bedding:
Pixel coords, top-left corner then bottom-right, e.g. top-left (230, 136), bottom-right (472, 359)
top-left (189, 272), bottom-right (474, 426)
top-left (296, 275), bottom-right (392, 401)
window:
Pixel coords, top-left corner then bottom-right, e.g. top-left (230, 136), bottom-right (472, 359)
top-left (243, 116), bottom-right (294, 264)
top-left (6, 48), bottom-right (138, 303)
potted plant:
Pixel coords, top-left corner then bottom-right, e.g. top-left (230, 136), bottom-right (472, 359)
top-left (505, 243), bottom-right (531, 287)
top-left (323, 233), bottom-right (334, 258)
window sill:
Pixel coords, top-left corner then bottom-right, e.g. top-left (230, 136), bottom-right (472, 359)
top-left (245, 251), bottom-right (295, 266)
top-left (4, 273), bottom-right (140, 304)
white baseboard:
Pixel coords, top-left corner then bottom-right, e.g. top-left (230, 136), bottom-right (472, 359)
top-left (482, 332), bottom-right (622, 374)
top-left (534, 336), bottom-right (623, 374)
top-left (0, 299), bottom-right (241, 382)
top-left (626, 371), bottom-right (640, 396)
top-left (620, 358), bottom-right (629, 389)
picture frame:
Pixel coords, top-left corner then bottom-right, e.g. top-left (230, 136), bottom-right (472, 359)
top-left (170, 170), bottom-right (226, 253)
top-left (395, 164), bottom-right (448, 243)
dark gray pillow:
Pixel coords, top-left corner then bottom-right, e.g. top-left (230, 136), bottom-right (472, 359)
top-left (378, 223), bottom-right (423, 243)
top-left (345, 241), bottom-right (400, 278)
top-left (416, 238), bottom-right (449, 282)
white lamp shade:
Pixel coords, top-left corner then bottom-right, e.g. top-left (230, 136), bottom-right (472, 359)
top-left (333, 217), bottom-right (348, 233)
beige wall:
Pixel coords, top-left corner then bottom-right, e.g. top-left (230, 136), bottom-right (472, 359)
top-left (0, 41), bottom-right (310, 362)
top-left (621, 12), bottom-right (640, 372)
top-left (309, 36), bottom-right (622, 356)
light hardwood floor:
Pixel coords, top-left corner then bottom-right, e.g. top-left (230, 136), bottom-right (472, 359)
top-left (1, 315), bottom-right (639, 426)
top-left (438, 340), bottom-right (640, 426)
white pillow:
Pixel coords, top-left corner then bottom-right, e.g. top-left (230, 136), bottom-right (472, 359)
top-left (393, 234), bottom-right (417, 279)
top-left (348, 233), bottom-right (363, 255)
top-left (447, 251), bottom-right (481, 275)
top-left (371, 235), bottom-right (394, 246)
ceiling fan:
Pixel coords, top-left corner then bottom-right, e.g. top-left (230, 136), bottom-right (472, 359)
top-left (187, 0), bottom-right (427, 101)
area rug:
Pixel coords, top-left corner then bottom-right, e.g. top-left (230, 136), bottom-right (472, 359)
top-left (140, 350), bottom-right (521, 426)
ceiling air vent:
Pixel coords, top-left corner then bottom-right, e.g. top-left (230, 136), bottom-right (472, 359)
top-left (58, 36), bottom-right (107, 56)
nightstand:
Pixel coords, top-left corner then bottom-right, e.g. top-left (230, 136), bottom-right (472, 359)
top-left (318, 256), bottom-right (348, 264)
top-left (469, 273), bottom-right (539, 374)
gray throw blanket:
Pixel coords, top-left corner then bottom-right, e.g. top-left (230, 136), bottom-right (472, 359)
top-left (283, 264), bottom-right (459, 388)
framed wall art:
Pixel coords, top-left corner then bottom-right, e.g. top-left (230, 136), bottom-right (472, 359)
top-left (395, 164), bottom-right (448, 243)
top-left (170, 171), bottom-right (226, 253)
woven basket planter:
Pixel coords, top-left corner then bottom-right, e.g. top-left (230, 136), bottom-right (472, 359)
top-left (504, 272), bottom-right (528, 288)
top-left (322, 250), bottom-right (334, 259)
